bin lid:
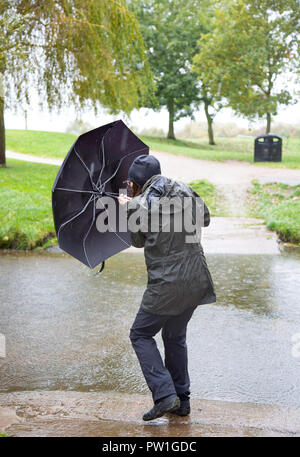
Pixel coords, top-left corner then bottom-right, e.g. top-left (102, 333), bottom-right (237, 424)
top-left (255, 133), bottom-right (282, 141)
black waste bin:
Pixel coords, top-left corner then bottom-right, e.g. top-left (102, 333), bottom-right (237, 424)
top-left (254, 134), bottom-right (282, 162)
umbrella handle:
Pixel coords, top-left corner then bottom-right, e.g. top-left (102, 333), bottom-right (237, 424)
top-left (95, 261), bottom-right (105, 276)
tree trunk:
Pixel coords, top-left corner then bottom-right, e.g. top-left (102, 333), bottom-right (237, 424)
top-left (0, 95), bottom-right (5, 167)
top-left (266, 112), bottom-right (271, 134)
top-left (204, 99), bottom-right (215, 145)
top-left (167, 100), bottom-right (175, 140)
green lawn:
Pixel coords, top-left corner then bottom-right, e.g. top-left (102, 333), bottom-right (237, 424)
top-left (142, 135), bottom-right (300, 169)
top-left (6, 129), bottom-right (76, 159)
top-left (0, 159), bottom-right (59, 249)
top-left (6, 129), bottom-right (300, 168)
top-left (248, 180), bottom-right (300, 245)
top-left (0, 159), bottom-right (220, 250)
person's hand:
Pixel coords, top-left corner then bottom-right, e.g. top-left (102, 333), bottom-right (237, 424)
top-left (118, 193), bottom-right (132, 205)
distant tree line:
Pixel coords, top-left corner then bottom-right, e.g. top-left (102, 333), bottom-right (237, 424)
top-left (138, 121), bottom-right (300, 139)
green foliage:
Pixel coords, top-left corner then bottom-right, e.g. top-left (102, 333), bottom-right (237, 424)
top-left (193, 0), bottom-right (300, 129)
top-left (248, 180), bottom-right (300, 245)
top-left (0, 159), bottom-right (58, 249)
top-left (132, 0), bottom-right (209, 136)
top-left (1, 0), bottom-right (152, 113)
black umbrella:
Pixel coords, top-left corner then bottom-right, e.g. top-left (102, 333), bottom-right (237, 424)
top-left (52, 120), bottom-right (149, 269)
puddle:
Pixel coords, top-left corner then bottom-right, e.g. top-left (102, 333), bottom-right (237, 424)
top-left (1, 250), bottom-right (300, 407)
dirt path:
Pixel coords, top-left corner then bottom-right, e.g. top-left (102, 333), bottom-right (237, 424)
top-left (153, 151), bottom-right (300, 217)
top-left (1, 391), bottom-right (300, 437)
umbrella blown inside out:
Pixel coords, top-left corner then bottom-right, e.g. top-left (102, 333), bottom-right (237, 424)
top-left (52, 120), bottom-right (149, 269)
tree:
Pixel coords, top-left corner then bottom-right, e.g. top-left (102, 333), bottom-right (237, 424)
top-left (0, 0), bottom-right (152, 166)
top-left (132, 0), bottom-right (209, 140)
top-left (192, 1), bottom-right (224, 145)
top-left (199, 85), bottom-right (223, 145)
top-left (193, 0), bottom-right (300, 133)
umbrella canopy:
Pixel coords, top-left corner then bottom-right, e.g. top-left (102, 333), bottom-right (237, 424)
top-left (52, 120), bottom-right (149, 268)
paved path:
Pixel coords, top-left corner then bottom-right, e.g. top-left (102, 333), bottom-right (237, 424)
top-left (7, 149), bottom-right (300, 187)
top-left (124, 216), bottom-right (280, 255)
top-left (154, 151), bottom-right (300, 217)
top-left (1, 391), bottom-right (300, 437)
top-left (7, 150), bottom-right (63, 166)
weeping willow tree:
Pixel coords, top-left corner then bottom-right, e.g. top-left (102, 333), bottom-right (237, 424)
top-left (0, 0), bottom-right (152, 166)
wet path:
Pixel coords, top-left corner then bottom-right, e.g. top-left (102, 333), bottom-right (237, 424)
top-left (2, 391), bottom-right (300, 437)
top-left (2, 149), bottom-right (300, 436)
top-left (1, 250), bottom-right (300, 407)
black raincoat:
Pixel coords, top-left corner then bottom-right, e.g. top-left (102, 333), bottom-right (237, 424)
top-left (127, 175), bottom-right (216, 315)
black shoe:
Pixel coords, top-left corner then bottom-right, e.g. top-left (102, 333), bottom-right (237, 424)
top-left (143, 394), bottom-right (180, 421)
top-left (169, 399), bottom-right (190, 417)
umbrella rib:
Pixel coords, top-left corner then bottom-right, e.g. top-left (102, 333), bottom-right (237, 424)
top-left (55, 187), bottom-right (119, 199)
top-left (55, 187), bottom-right (95, 194)
top-left (74, 146), bottom-right (98, 191)
top-left (82, 195), bottom-right (97, 268)
top-left (104, 192), bottom-right (119, 197)
top-left (97, 134), bottom-right (107, 187)
top-left (100, 148), bottom-right (146, 190)
top-left (57, 194), bottom-right (94, 242)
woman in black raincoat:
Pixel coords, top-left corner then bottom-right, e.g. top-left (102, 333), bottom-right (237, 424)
top-left (118, 155), bottom-right (216, 421)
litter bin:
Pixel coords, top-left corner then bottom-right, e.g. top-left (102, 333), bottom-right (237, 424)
top-left (254, 134), bottom-right (282, 162)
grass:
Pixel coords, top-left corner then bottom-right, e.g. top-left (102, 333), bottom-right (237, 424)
top-left (6, 129), bottom-right (300, 169)
top-left (188, 179), bottom-right (226, 217)
top-left (6, 129), bottom-right (76, 159)
top-left (141, 135), bottom-right (300, 169)
top-left (0, 159), bottom-right (59, 249)
top-left (248, 180), bottom-right (300, 245)
top-left (0, 160), bottom-right (220, 250)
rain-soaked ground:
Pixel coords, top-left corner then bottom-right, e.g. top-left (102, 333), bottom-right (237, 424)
top-left (1, 248), bottom-right (300, 436)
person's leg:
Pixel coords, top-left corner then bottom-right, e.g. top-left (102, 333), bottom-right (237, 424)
top-left (129, 307), bottom-right (177, 403)
top-left (161, 305), bottom-right (197, 404)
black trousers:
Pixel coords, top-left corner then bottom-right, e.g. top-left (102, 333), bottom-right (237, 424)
top-left (129, 305), bottom-right (197, 403)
